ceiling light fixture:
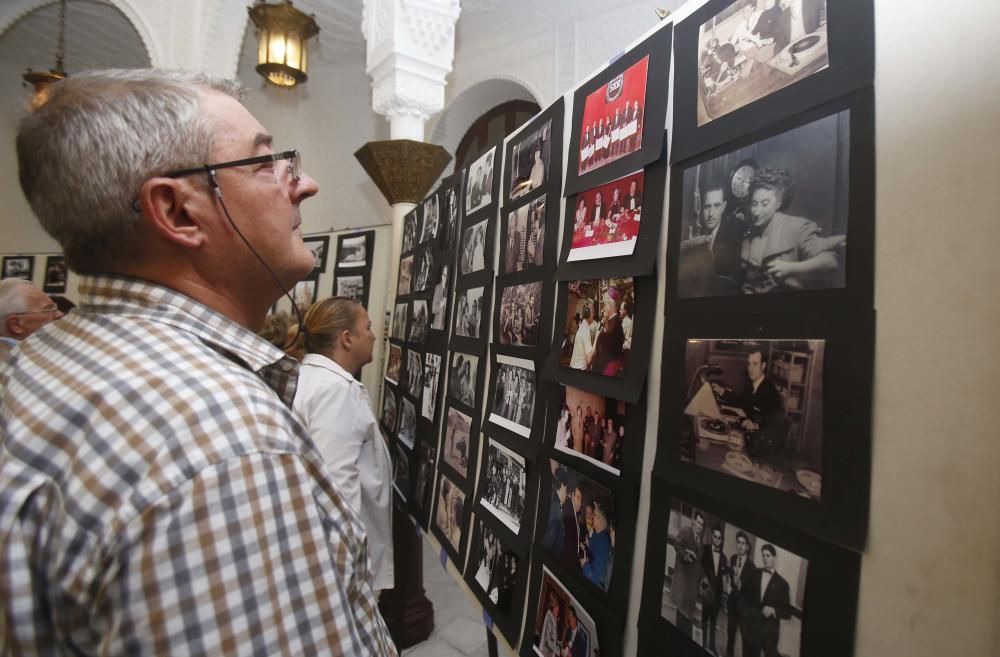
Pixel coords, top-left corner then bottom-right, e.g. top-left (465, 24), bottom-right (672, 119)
top-left (23, 0), bottom-right (68, 110)
top-left (248, 0), bottom-right (320, 88)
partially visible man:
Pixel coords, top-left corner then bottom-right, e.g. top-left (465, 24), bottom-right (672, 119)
top-left (742, 544), bottom-right (791, 657)
top-left (564, 605), bottom-right (590, 657)
top-left (727, 531), bottom-right (757, 657)
top-left (0, 279), bottom-right (63, 360)
top-left (1, 70), bottom-right (395, 656)
top-left (699, 185), bottom-right (744, 281)
top-left (701, 526), bottom-right (729, 655)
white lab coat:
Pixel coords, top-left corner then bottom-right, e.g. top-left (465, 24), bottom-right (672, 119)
top-left (293, 353), bottom-right (395, 590)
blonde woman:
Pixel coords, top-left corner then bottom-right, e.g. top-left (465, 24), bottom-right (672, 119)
top-left (287, 297), bottom-right (394, 591)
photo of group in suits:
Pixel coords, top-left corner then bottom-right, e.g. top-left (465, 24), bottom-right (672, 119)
top-left (488, 354), bottom-right (536, 439)
top-left (480, 440), bottom-right (527, 535)
top-left (502, 198), bottom-right (547, 273)
top-left (577, 55), bottom-right (648, 176)
top-left (465, 148), bottom-right (496, 215)
top-left (470, 518), bottom-right (520, 615)
top-left (531, 565), bottom-right (600, 657)
top-left (553, 385), bottom-right (627, 475)
top-left (661, 499), bottom-right (808, 657)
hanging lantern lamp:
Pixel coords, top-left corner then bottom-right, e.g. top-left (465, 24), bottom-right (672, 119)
top-left (23, 0), bottom-right (69, 110)
top-left (247, 0), bottom-right (320, 88)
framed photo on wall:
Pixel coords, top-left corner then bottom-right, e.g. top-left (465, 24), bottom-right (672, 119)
top-left (335, 230), bottom-right (375, 269)
top-left (2, 256), bottom-right (34, 281)
top-left (42, 255), bottom-right (67, 293)
top-left (302, 235), bottom-right (329, 277)
top-left (502, 97), bottom-right (565, 207)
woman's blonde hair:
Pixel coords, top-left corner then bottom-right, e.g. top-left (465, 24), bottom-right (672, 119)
top-left (284, 296), bottom-right (363, 362)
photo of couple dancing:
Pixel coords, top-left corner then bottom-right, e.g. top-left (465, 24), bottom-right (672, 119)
top-left (559, 277), bottom-right (634, 379)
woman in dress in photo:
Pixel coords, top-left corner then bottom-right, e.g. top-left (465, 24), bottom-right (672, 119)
top-left (540, 590), bottom-right (562, 657)
top-left (286, 298), bottom-right (393, 592)
top-left (529, 146), bottom-right (546, 190)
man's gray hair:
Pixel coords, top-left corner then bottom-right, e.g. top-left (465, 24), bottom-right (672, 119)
top-left (0, 279), bottom-right (33, 321)
top-left (17, 69), bottom-right (246, 272)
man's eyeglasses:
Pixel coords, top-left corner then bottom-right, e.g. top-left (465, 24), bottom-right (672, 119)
top-left (163, 149), bottom-right (302, 185)
top-left (10, 305), bottom-right (59, 317)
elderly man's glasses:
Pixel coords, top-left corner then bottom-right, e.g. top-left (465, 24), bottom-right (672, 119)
top-left (10, 305), bottom-right (59, 317)
top-left (163, 149), bottom-right (302, 185)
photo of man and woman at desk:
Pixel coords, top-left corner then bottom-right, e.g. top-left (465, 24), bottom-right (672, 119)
top-left (662, 499), bottom-right (808, 657)
top-left (676, 109), bottom-right (849, 299)
top-left (697, 0), bottom-right (829, 125)
top-left (680, 338), bottom-right (824, 500)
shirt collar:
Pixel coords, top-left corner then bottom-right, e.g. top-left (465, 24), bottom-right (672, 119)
top-left (77, 274), bottom-right (300, 406)
top-left (301, 352), bottom-right (362, 387)
top-left (0, 336), bottom-right (18, 347)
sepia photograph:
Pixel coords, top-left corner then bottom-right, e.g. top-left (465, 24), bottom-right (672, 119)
top-left (393, 444), bottom-right (411, 500)
top-left (414, 439), bottom-right (437, 514)
top-left (568, 171), bottom-right (644, 262)
top-left (454, 286), bottom-right (485, 340)
top-left (422, 352), bottom-right (442, 421)
top-left (42, 255), bottom-right (67, 293)
top-left (302, 235), bottom-right (329, 276)
top-left (502, 198), bottom-right (547, 273)
top-left (554, 385), bottom-right (627, 475)
top-left (680, 338), bottom-right (825, 500)
top-left (398, 396), bottom-right (417, 449)
top-left (386, 343), bottom-right (403, 386)
top-left (406, 350), bottom-right (423, 400)
top-left (413, 248), bottom-right (434, 293)
top-left (558, 277), bottom-right (635, 379)
top-left (381, 386), bottom-right (398, 434)
top-left (402, 209), bottom-right (421, 253)
top-left (480, 440), bottom-right (527, 535)
top-left (465, 147), bottom-right (496, 215)
top-left (460, 219), bottom-right (488, 275)
top-left (531, 565), bottom-right (600, 657)
top-left (335, 275), bottom-right (366, 302)
top-left (577, 55), bottom-right (648, 177)
top-left (336, 233), bottom-right (369, 268)
top-left (696, 0), bottom-right (829, 126)
top-left (409, 299), bottom-right (428, 344)
top-left (421, 193), bottom-right (440, 244)
top-left (431, 264), bottom-right (451, 331)
top-left (391, 302), bottom-right (409, 340)
top-left (488, 354), bottom-right (536, 439)
top-left (448, 351), bottom-right (480, 408)
top-left (470, 518), bottom-right (521, 614)
top-left (435, 472), bottom-right (467, 552)
top-left (2, 256), bottom-right (34, 281)
top-left (509, 118), bottom-right (553, 200)
top-left (661, 498), bottom-right (809, 657)
top-left (498, 281), bottom-right (543, 348)
top-left (676, 109), bottom-right (849, 298)
top-left (398, 254), bottom-right (413, 296)
top-left (541, 461), bottom-right (616, 593)
top-left (442, 407), bottom-right (473, 479)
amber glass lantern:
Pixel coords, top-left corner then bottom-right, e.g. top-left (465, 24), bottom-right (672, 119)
top-left (247, 0), bottom-right (319, 87)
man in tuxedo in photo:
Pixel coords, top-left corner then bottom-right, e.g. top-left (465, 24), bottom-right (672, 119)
top-left (701, 526), bottom-right (729, 655)
top-left (727, 531), bottom-right (757, 657)
top-left (742, 543), bottom-right (791, 657)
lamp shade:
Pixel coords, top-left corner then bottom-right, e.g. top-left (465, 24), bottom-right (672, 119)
top-left (248, 0), bottom-right (319, 87)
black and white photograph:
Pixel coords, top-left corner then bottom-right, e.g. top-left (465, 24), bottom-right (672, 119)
top-left (431, 264), bottom-right (451, 331)
top-left (554, 385), bottom-right (627, 475)
top-left (413, 248), bottom-right (434, 293)
top-left (480, 440), bottom-right (527, 535)
top-left (408, 299), bottom-right (428, 344)
top-left (402, 209), bottom-right (421, 253)
top-left (460, 219), bottom-right (488, 275)
top-left (696, 0), bottom-right (830, 127)
top-left (489, 354), bottom-right (536, 439)
top-left (422, 353), bottom-right (442, 421)
top-left (42, 255), bottom-right (67, 293)
top-left (406, 350), bottom-right (423, 399)
top-left (661, 499), bottom-right (808, 657)
top-left (2, 256), bottom-right (34, 281)
top-left (498, 281), bottom-right (543, 348)
top-left (680, 338), bottom-right (825, 500)
top-left (435, 472), bottom-right (467, 552)
top-left (397, 254), bottom-right (414, 296)
top-left (398, 396), bottom-right (417, 449)
top-left (336, 233), bottom-right (369, 268)
top-left (509, 118), bottom-right (552, 200)
top-left (414, 439), bottom-right (437, 514)
top-left (335, 274), bottom-right (366, 302)
top-left (541, 461), bottom-right (616, 593)
top-left (442, 407), bottom-right (473, 479)
top-left (292, 275), bottom-right (318, 314)
top-left (448, 351), bottom-right (480, 408)
top-left (302, 235), bottom-right (329, 276)
top-left (558, 277), bottom-right (635, 379)
top-left (454, 286), bottom-right (485, 340)
top-left (386, 343), bottom-right (403, 386)
top-left (381, 386), bottom-right (398, 434)
top-left (502, 198), bottom-right (547, 274)
top-left (531, 565), bottom-right (600, 657)
top-left (391, 302), bottom-right (408, 340)
top-left (470, 518), bottom-right (521, 614)
top-left (675, 110), bottom-right (849, 298)
top-left (393, 444), bottom-right (412, 500)
top-left (421, 193), bottom-right (440, 244)
top-left (465, 147), bottom-right (496, 215)
top-left (443, 185), bottom-right (460, 248)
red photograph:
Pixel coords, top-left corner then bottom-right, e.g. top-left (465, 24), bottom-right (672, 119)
top-left (577, 55), bottom-right (649, 176)
top-left (568, 171), bottom-right (644, 261)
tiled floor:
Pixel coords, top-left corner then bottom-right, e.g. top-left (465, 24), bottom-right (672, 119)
top-left (401, 536), bottom-right (495, 657)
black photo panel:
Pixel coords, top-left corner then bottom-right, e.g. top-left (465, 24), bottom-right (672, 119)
top-left (503, 97), bottom-right (565, 207)
top-left (335, 230), bottom-right (375, 270)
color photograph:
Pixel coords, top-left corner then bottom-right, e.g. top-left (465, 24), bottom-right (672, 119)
top-left (554, 385), bottom-right (627, 475)
top-left (577, 55), bottom-right (648, 176)
top-left (558, 277), bottom-right (635, 379)
top-left (567, 171), bottom-right (644, 262)
top-left (531, 565), bottom-right (600, 657)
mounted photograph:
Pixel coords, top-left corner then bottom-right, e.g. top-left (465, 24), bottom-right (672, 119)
top-left (385, 343), bottom-right (403, 386)
top-left (406, 350), bottom-right (423, 400)
top-left (470, 518), bottom-right (521, 614)
top-left (498, 281), bottom-right (543, 348)
top-left (567, 171), bottom-right (644, 262)
top-left (335, 274), bottom-right (366, 302)
top-left (393, 444), bottom-right (411, 500)
top-left (1, 256), bottom-right (34, 281)
top-left (336, 232), bottom-right (370, 268)
top-left (402, 209), bottom-right (421, 253)
top-left (398, 396), bottom-right (417, 449)
top-left (381, 386), bottom-right (398, 434)
top-left (448, 351), bottom-right (480, 408)
top-left (558, 277), bottom-right (635, 379)
top-left (465, 147), bottom-right (496, 215)
top-left (502, 198), bottom-right (548, 273)
top-left (391, 302), bottom-right (408, 340)
top-left (460, 218), bottom-right (488, 275)
top-left (422, 353), bottom-right (442, 421)
top-left (488, 354), bottom-right (536, 439)
top-left (409, 299), bottom-right (429, 344)
top-left (530, 565), bottom-right (600, 657)
top-left (435, 472), bottom-right (467, 552)
top-left (577, 56), bottom-right (648, 177)
top-left (442, 407), bottom-right (473, 479)
top-left (302, 235), bottom-right (329, 277)
top-left (480, 440), bottom-right (528, 535)
top-left (431, 264), bottom-right (451, 331)
top-left (397, 254), bottom-right (413, 296)
top-left (421, 193), bottom-right (440, 243)
top-left (554, 385), bottom-right (628, 475)
top-left (509, 118), bottom-right (553, 201)
top-left (454, 286), bottom-right (485, 340)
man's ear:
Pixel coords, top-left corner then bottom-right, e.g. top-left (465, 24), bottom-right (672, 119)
top-left (5, 315), bottom-right (25, 339)
top-left (136, 177), bottom-right (208, 250)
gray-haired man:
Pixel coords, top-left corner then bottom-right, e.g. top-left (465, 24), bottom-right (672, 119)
top-left (0, 278), bottom-right (63, 360)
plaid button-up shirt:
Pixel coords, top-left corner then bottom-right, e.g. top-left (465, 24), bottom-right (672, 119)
top-left (0, 275), bottom-right (396, 656)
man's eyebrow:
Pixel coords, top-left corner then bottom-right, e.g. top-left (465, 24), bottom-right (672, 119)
top-left (254, 133), bottom-right (273, 148)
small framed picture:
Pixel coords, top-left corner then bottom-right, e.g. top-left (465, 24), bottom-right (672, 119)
top-left (670, 0), bottom-right (873, 163)
top-left (439, 173), bottom-right (463, 249)
top-left (500, 198), bottom-right (548, 274)
top-left (302, 235), bottom-right (329, 276)
top-left (380, 384), bottom-right (398, 435)
top-left (333, 272), bottom-right (369, 305)
top-left (450, 281), bottom-right (492, 353)
top-left (447, 351), bottom-right (481, 409)
top-left (335, 230), bottom-right (374, 269)
top-left (464, 514), bottom-right (529, 646)
top-left (502, 97), bottom-right (565, 207)
top-left (430, 264), bottom-right (452, 332)
top-left (291, 274), bottom-right (318, 314)
top-left (478, 438), bottom-right (530, 536)
top-left (408, 299), bottom-right (428, 345)
top-left (390, 302), bottom-right (409, 341)
top-left (496, 281), bottom-right (545, 348)
top-left (465, 145), bottom-right (498, 216)
top-left (397, 254), bottom-right (414, 296)
top-left (397, 395), bottom-right (417, 449)
top-left (2, 255), bottom-right (34, 281)
top-left (551, 385), bottom-right (629, 476)
top-left (432, 470), bottom-right (471, 565)
top-left (488, 353), bottom-right (538, 440)
top-left (402, 206), bottom-right (422, 254)
top-left (405, 350), bottom-right (423, 401)
top-left (42, 255), bottom-right (67, 293)
top-left (385, 344), bottom-right (403, 386)
top-left (459, 219), bottom-right (489, 276)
